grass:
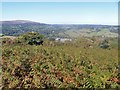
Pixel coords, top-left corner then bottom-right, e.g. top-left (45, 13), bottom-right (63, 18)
top-left (57, 28), bottom-right (118, 38)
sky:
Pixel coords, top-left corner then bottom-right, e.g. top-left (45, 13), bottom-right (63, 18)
top-left (1, 0), bottom-right (120, 2)
top-left (2, 2), bottom-right (118, 25)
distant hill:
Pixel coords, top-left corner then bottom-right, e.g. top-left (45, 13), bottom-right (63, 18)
top-left (0, 20), bottom-right (118, 38)
top-left (0, 20), bottom-right (45, 25)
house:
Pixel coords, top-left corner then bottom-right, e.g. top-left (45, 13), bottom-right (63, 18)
top-left (55, 38), bottom-right (72, 42)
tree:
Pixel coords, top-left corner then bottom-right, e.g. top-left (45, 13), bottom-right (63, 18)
top-left (16, 32), bottom-right (44, 45)
top-left (99, 39), bottom-right (110, 49)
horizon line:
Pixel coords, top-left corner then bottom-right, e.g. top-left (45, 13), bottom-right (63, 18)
top-left (1, 19), bottom-right (118, 26)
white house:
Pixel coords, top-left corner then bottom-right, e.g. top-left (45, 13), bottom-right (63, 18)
top-left (55, 38), bottom-right (72, 42)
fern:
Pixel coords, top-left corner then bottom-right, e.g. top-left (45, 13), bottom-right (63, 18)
top-left (83, 78), bottom-right (94, 88)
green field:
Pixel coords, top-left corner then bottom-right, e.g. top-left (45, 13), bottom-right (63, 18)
top-left (58, 28), bottom-right (118, 38)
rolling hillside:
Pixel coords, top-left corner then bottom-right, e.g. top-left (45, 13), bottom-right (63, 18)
top-left (1, 20), bottom-right (118, 38)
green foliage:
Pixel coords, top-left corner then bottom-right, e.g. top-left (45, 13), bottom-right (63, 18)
top-left (16, 32), bottom-right (44, 45)
top-left (2, 37), bottom-right (119, 89)
top-left (99, 39), bottom-right (110, 49)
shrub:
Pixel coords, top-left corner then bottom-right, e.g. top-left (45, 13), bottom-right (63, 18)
top-left (99, 39), bottom-right (110, 49)
top-left (16, 32), bottom-right (44, 45)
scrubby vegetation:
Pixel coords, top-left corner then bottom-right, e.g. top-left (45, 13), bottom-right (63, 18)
top-left (15, 32), bottom-right (44, 45)
top-left (1, 32), bottom-right (120, 89)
